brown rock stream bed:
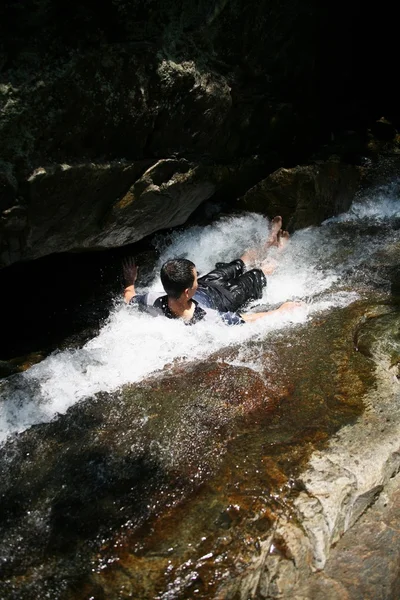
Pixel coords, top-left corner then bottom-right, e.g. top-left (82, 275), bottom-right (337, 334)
top-left (2, 299), bottom-right (395, 599)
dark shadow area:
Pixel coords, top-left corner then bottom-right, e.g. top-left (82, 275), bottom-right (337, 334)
top-left (1, 1), bottom-right (398, 165)
top-left (0, 237), bottom-right (158, 362)
top-left (0, 397), bottom-right (170, 583)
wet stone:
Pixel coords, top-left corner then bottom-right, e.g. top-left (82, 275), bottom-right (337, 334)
top-left (0, 360), bottom-right (274, 597)
top-left (355, 310), bottom-right (400, 368)
top-left (0, 302), bottom-right (381, 599)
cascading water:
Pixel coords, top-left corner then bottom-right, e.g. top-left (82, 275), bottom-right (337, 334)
top-left (0, 186), bottom-right (399, 444)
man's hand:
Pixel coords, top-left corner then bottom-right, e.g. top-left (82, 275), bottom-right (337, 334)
top-left (241, 301), bottom-right (305, 323)
top-left (277, 301), bottom-right (304, 313)
top-left (122, 257), bottom-right (138, 287)
top-left (122, 257), bottom-right (138, 303)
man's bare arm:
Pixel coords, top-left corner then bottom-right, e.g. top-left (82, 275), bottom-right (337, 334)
top-left (240, 301), bottom-right (304, 323)
top-left (122, 257), bottom-right (138, 303)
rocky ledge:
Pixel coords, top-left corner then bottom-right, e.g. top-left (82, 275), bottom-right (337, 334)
top-left (1, 0), bottom-right (398, 269)
top-left (0, 156), bottom-right (363, 266)
top-left (223, 307), bottom-right (400, 599)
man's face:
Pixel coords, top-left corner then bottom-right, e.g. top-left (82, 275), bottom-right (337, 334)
top-left (187, 267), bottom-right (198, 299)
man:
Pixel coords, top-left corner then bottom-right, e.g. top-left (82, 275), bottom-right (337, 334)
top-left (123, 216), bottom-right (302, 325)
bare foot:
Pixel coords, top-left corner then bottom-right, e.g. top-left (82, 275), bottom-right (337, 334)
top-left (260, 258), bottom-right (277, 275)
top-left (272, 215), bottom-right (282, 231)
top-left (241, 216), bottom-right (286, 268)
top-left (260, 228), bottom-right (290, 275)
top-left (266, 216), bottom-right (283, 247)
top-left (278, 229), bottom-right (290, 250)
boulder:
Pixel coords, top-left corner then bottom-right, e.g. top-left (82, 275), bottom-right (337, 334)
top-left (238, 160), bottom-right (363, 230)
top-left (2, 299), bottom-right (399, 598)
top-left (1, 0), bottom-right (390, 268)
top-left (296, 471), bottom-right (400, 600)
top-left (370, 117), bottom-right (398, 142)
top-left (0, 156), bottom-right (264, 266)
top-left (222, 308), bottom-right (400, 598)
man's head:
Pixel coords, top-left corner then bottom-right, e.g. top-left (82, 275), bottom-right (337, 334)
top-left (160, 258), bottom-right (198, 300)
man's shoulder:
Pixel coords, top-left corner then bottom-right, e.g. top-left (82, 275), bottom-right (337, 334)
top-left (129, 292), bottom-right (167, 316)
top-left (129, 291), bottom-right (165, 307)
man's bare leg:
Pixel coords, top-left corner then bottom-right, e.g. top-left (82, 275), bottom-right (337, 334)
top-left (241, 215), bottom-right (283, 268)
top-left (278, 229), bottom-right (290, 250)
top-left (260, 229), bottom-right (290, 274)
top-left (265, 215), bottom-right (282, 249)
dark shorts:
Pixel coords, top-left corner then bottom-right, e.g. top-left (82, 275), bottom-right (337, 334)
top-left (197, 259), bottom-right (266, 313)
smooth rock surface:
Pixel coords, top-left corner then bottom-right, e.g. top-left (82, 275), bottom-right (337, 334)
top-left (222, 309), bottom-right (400, 598)
top-left (0, 301), bottom-right (372, 599)
top-left (295, 471), bottom-right (400, 600)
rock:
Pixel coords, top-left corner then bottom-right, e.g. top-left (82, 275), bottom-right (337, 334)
top-left (97, 159), bottom-right (217, 248)
top-left (370, 117), bottom-right (397, 141)
top-left (0, 360), bottom-right (271, 597)
top-left (220, 306), bottom-right (400, 599)
top-left (0, 360), bottom-right (20, 378)
top-left (390, 265), bottom-right (400, 297)
top-left (0, 45), bottom-right (237, 267)
top-left (237, 160), bottom-right (362, 230)
top-left (0, 161), bottom-right (17, 212)
top-left (1, 1), bottom-right (393, 268)
top-left (0, 157), bottom-right (264, 266)
top-left (297, 472), bottom-right (400, 600)
top-left (0, 353), bottom-right (45, 379)
top-left (0, 48), bottom-right (233, 170)
top-left (2, 298), bottom-right (397, 598)
top-left (0, 160), bottom-right (148, 265)
top-left (355, 311), bottom-right (400, 378)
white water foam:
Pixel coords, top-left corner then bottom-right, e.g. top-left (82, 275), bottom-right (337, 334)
top-left (0, 202), bottom-right (396, 443)
top-left (325, 181), bottom-right (400, 223)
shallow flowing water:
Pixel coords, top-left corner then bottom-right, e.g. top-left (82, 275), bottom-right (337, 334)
top-left (3, 184), bottom-right (399, 442)
top-left (0, 180), bottom-right (399, 599)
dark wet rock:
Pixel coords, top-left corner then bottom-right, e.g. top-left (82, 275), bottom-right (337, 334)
top-left (1, 1), bottom-right (397, 267)
top-left (0, 48), bottom-right (233, 170)
top-left (357, 156), bottom-right (400, 193)
top-left (0, 360), bottom-right (271, 597)
top-left (0, 353), bottom-right (48, 379)
top-left (24, 158), bottom-right (212, 259)
top-left (389, 265), bottom-right (400, 297)
top-left (0, 156), bottom-right (264, 266)
top-left (0, 28), bottom-right (281, 268)
top-left (2, 160), bottom-right (150, 264)
top-left (3, 301), bottom-right (398, 599)
top-left (0, 163), bottom-right (17, 212)
top-left (237, 160), bottom-right (362, 230)
top-left (0, 302), bottom-right (374, 599)
top-left (80, 304), bottom-right (371, 599)
top-left (0, 246), bottom-right (118, 361)
top-left (0, 359), bottom-right (20, 378)
top-left (370, 117), bottom-right (398, 142)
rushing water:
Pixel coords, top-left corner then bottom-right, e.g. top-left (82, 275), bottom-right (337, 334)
top-left (0, 184), bottom-right (399, 444)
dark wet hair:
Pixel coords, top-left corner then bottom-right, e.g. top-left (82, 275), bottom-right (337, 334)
top-left (160, 258), bottom-right (196, 299)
